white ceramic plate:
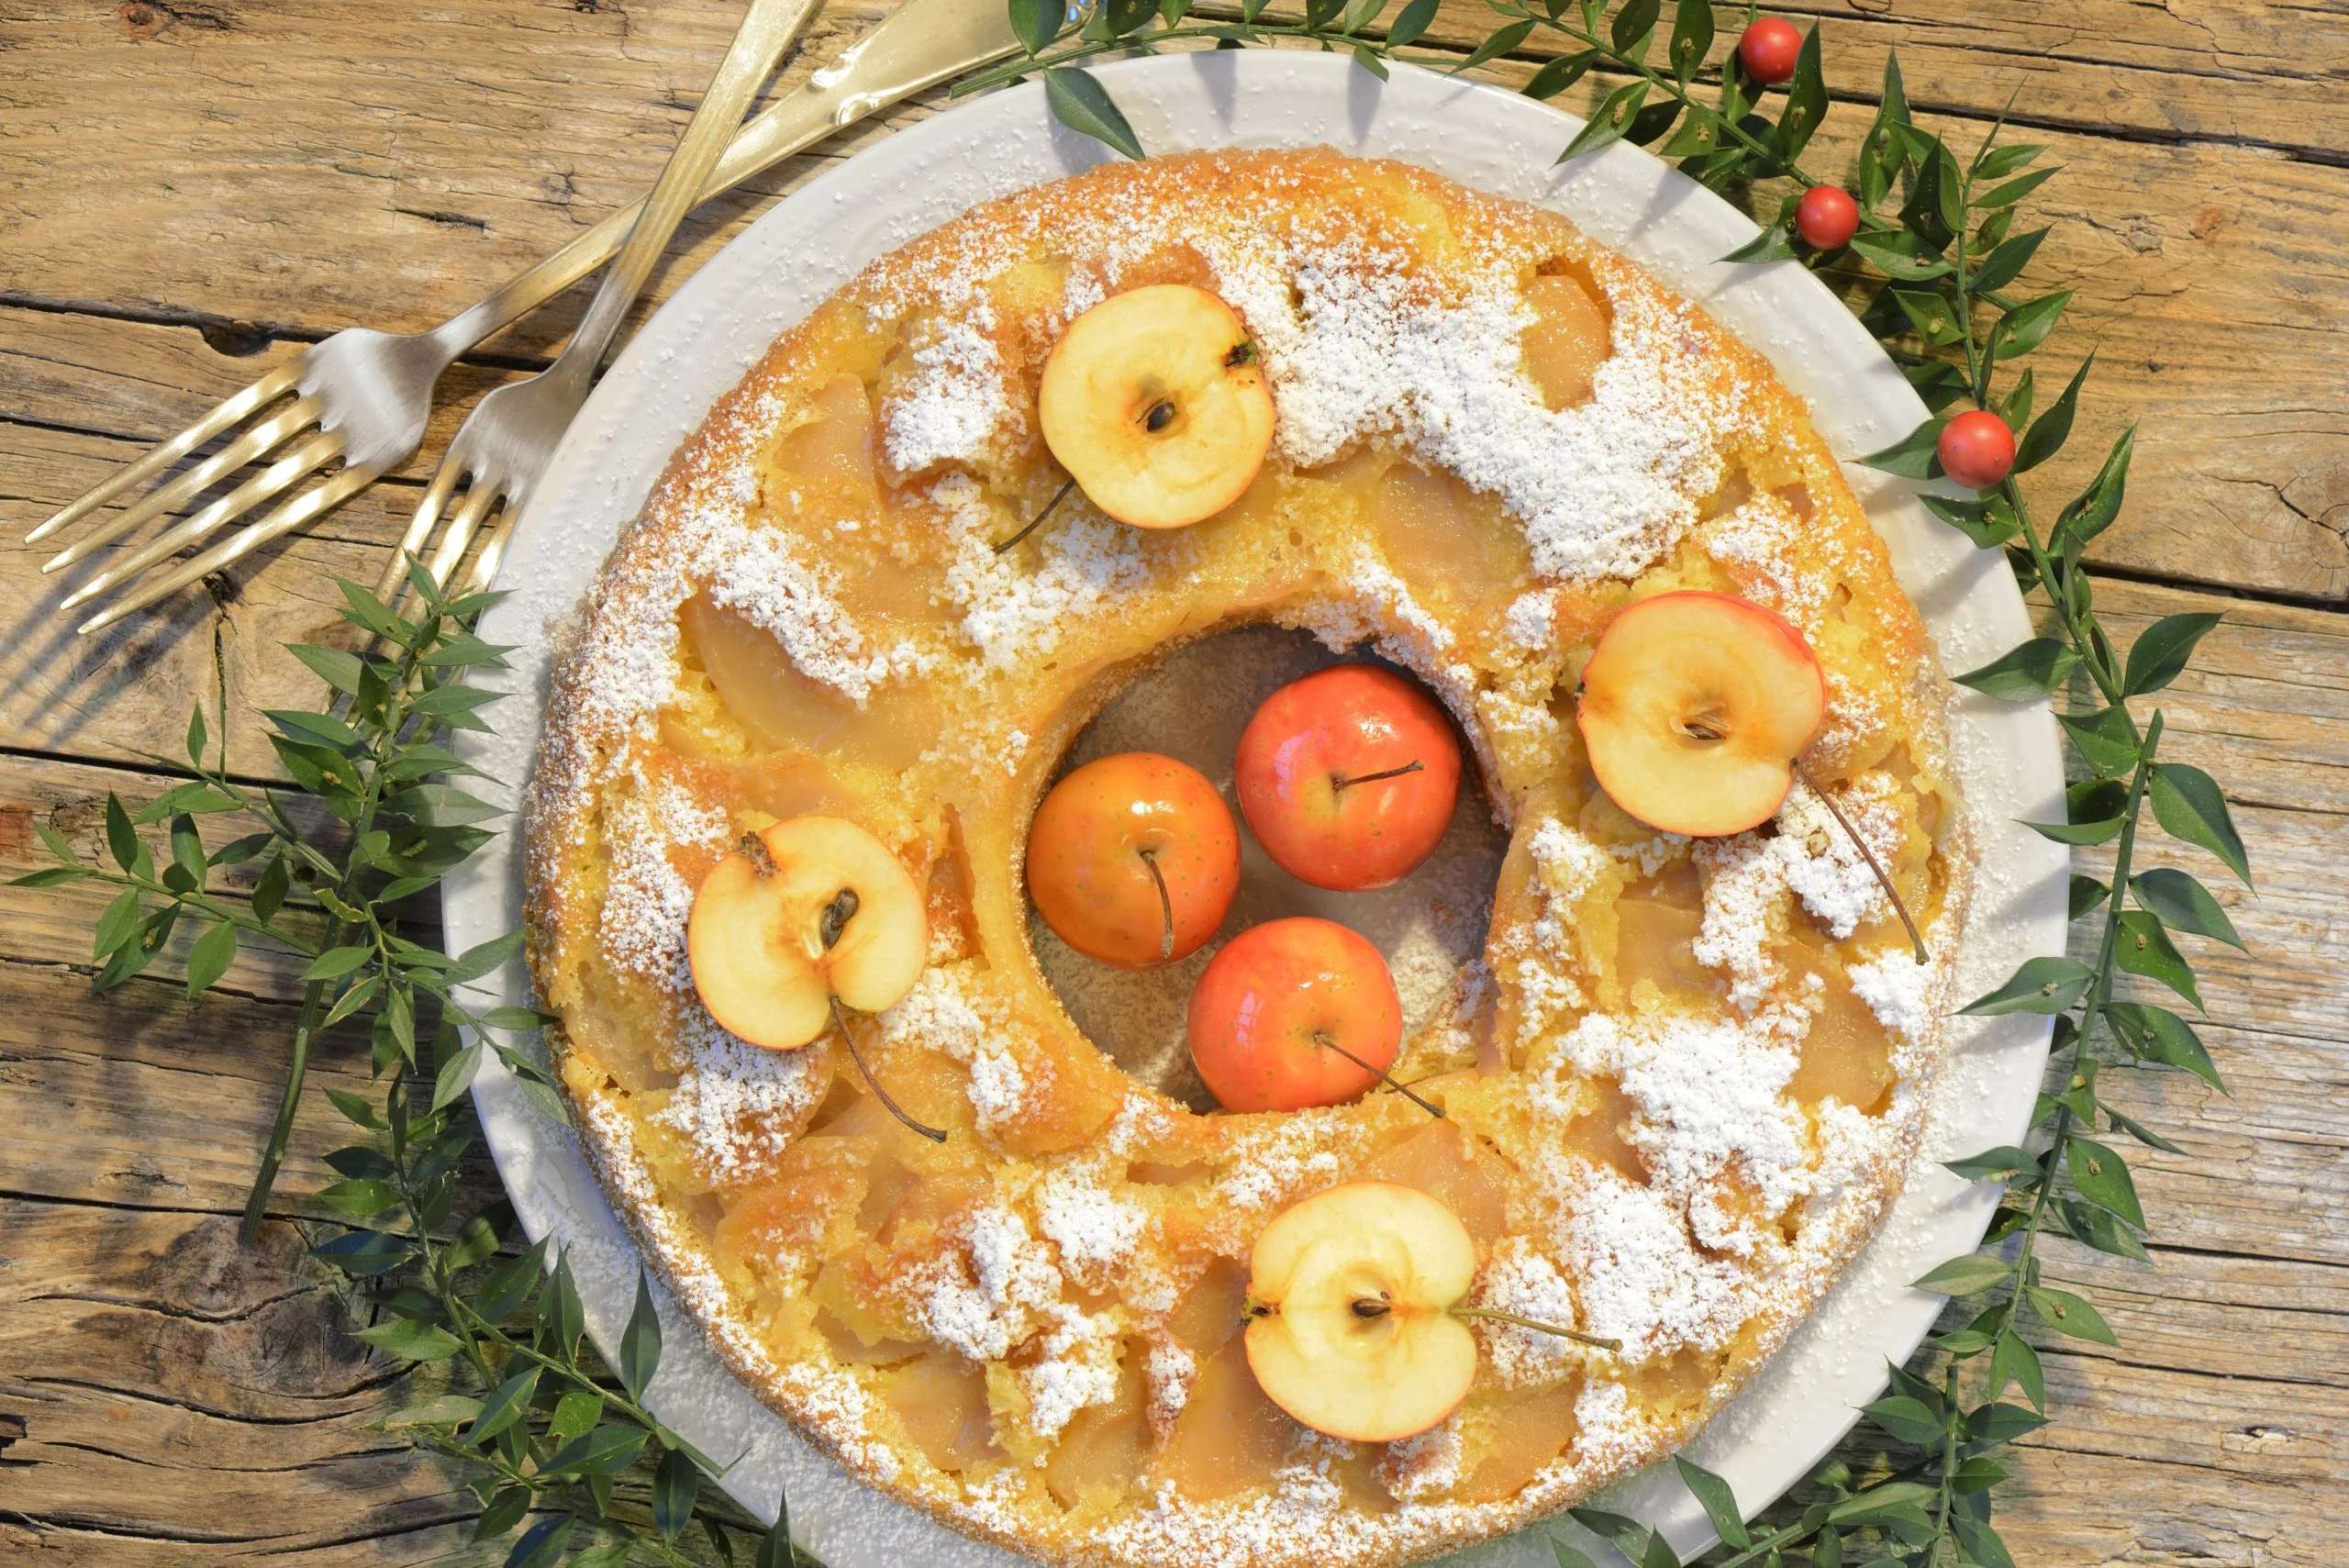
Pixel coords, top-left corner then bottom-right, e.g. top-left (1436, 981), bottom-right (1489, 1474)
top-left (442, 49), bottom-right (2067, 1568)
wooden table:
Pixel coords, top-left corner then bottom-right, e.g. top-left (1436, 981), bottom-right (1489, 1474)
top-left (2, 3), bottom-right (2341, 1562)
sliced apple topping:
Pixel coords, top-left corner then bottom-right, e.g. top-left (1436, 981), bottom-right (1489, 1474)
top-left (1576, 590), bottom-right (1826, 839)
top-left (1157, 1335), bottom-right (1296, 1502)
top-left (1037, 284), bottom-right (1275, 531)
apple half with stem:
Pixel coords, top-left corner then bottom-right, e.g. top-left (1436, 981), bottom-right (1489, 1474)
top-left (1037, 284), bottom-right (1275, 531)
top-left (1575, 590), bottom-right (1826, 838)
top-left (685, 815), bottom-right (927, 1051)
top-left (1242, 1182), bottom-right (1623, 1445)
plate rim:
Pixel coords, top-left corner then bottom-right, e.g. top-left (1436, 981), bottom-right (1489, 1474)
top-left (443, 48), bottom-right (2067, 1568)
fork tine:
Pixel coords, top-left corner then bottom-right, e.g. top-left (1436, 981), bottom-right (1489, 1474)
top-left (458, 508), bottom-right (518, 597)
top-left (424, 484), bottom-right (505, 591)
top-left (60, 430), bottom-right (345, 611)
top-left (373, 460), bottom-right (467, 600)
top-left (77, 463), bottom-right (377, 636)
top-left (41, 395), bottom-right (324, 574)
top-left (27, 361), bottom-right (306, 545)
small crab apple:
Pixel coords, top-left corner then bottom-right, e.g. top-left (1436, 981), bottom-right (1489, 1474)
top-left (1937, 409), bottom-right (2017, 489)
top-left (1186, 917), bottom-right (1408, 1114)
top-left (1575, 591), bottom-right (1826, 838)
top-left (1241, 1183), bottom-right (1618, 1444)
top-left (1796, 185), bottom-right (1860, 250)
top-left (1028, 752), bottom-right (1241, 969)
top-left (1738, 17), bottom-right (1804, 85)
top-left (686, 815), bottom-right (928, 1051)
top-left (1037, 284), bottom-right (1275, 531)
top-left (1234, 664), bottom-right (1463, 892)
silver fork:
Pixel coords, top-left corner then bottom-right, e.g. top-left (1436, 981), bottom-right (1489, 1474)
top-left (39, 0), bottom-right (1028, 634)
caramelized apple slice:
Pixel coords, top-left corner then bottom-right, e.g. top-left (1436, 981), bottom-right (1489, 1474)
top-left (1157, 1336), bottom-right (1296, 1501)
top-left (1167, 1256), bottom-right (1249, 1355)
top-left (1044, 1352), bottom-right (1150, 1510)
top-left (1781, 940), bottom-right (1897, 1113)
top-left (1559, 1077), bottom-right (1644, 1182)
top-left (1362, 1120), bottom-right (1511, 1244)
top-left (1520, 272), bottom-right (1610, 411)
top-left (1457, 1378), bottom-right (1582, 1502)
top-left (885, 1350), bottom-right (1003, 1473)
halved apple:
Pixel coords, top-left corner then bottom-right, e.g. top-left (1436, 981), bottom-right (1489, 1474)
top-left (1575, 591), bottom-right (1825, 837)
top-left (1242, 1182), bottom-right (1479, 1444)
top-left (685, 815), bottom-right (927, 1051)
top-left (1036, 284), bottom-right (1275, 530)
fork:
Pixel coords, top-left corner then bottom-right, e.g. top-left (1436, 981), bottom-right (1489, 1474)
top-left (38, 0), bottom-right (1029, 634)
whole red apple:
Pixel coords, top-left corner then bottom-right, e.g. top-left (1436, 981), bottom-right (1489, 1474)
top-left (1187, 917), bottom-right (1404, 1112)
top-left (1028, 752), bottom-right (1240, 969)
top-left (1234, 664), bottom-right (1462, 891)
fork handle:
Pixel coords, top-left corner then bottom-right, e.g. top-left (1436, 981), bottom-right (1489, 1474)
top-left (436, 0), bottom-right (1026, 359)
top-left (537, 0), bottom-right (823, 391)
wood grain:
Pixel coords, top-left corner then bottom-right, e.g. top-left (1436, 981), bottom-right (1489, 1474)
top-left (1, 3), bottom-right (2343, 1564)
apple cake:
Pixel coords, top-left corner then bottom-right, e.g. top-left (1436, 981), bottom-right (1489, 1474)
top-left (525, 146), bottom-right (1973, 1568)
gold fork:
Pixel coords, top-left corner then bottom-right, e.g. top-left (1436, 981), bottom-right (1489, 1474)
top-left (37, 0), bottom-right (1029, 633)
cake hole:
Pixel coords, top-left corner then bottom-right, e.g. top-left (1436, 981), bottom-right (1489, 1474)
top-left (1030, 625), bottom-right (1508, 1112)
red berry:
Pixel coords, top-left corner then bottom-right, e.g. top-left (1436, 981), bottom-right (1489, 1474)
top-left (1739, 17), bottom-right (1803, 85)
top-left (1796, 185), bottom-right (1859, 250)
top-left (1937, 411), bottom-right (2018, 489)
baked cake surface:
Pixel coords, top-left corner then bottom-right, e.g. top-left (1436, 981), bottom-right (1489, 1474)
top-left (524, 147), bottom-right (1973, 1568)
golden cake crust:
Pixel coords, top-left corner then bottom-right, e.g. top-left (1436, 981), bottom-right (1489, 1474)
top-left (524, 148), bottom-right (1976, 1568)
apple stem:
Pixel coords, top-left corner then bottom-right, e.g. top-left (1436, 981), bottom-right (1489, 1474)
top-left (1314, 1031), bottom-right (1445, 1118)
top-left (1792, 760), bottom-right (1929, 964)
top-left (830, 999), bottom-right (949, 1144)
top-left (994, 477), bottom-right (1075, 555)
top-left (1451, 1307), bottom-right (1620, 1352)
top-left (1330, 759), bottom-right (1424, 794)
top-left (1139, 848), bottom-right (1174, 962)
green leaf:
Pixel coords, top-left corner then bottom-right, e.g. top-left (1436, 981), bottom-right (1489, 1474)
top-left (1008, 0), bottom-right (1061, 54)
top-left (549, 1388), bottom-right (605, 1448)
top-left (317, 1177), bottom-right (402, 1217)
top-left (503, 1513), bottom-right (573, 1568)
top-left (1522, 49), bottom-right (1598, 101)
top-left (1976, 164), bottom-right (2059, 209)
top-left (466, 1366), bottom-right (540, 1447)
top-left (1887, 286), bottom-right (1965, 347)
top-left (1969, 226), bottom-right (2047, 296)
top-left (1922, 492), bottom-right (2021, 548)
top-left (304, 944), bottom-right (373, 982)
top-left (1858, 415), bottom-right (1948, 478)
top-left (325, 1145), bottom-right (396, 1180)
top-left (1966, 1400), bottom-right (2048, 1444)
top-left (1386, 0), bottom-right (1439, 45)
top-left (1609, 0), bottom-right (1658, 52)
top-left (1989, 290), bottom-right (2072, 361)
top-left (2069, 776), bottom-right (2128, 826)
top-left (354, 1318), bottom-right (464, 1362)
top-left (1675, 1455), bottom-right (1749, 1548)
top-left (569, 1543), bottom-right (633, 1568)
top-left (1556, 78), bottom-right (1651, 163)
top-left (2107, 1103), bottom-right (2186, 1153)
top-left (1954, 1515), bottom-right (2019, 1568)
top-left (2063, 1196), bottom-right (2152, 1261)
top-left (1912, 1253), bottom-right (2013, 1296)
top-left (540, 1254), bottom-right (586, 1359)
top-left (1856, 54), bottom-right (1911, 210)
top-left (542, 1422), bottom-right (651, 1478)
top-left (2024, 817), bottom-right (2123, 846)
top-left (92, 887), bottom-right (143, 963)
top-left (2117, 910), bottom-right (2204, 1010)
top-left (2150, 762), bottom-right (2251, 884)
top-left (1456, 17), bottom-right (1535, 72)
top-left (2065, 1136), bottom-right (2145, 1228)
top-left (264, 707), bottom-right (363, 752)
top-left (1826, 1481), bottom-right (1937, 1526)
top-left (2058, 705), bottom-right (2142, 776)
top-left (1862, 1395), bottom-right (1944, 1446)
top-left (474, 1485), bottom-right (532, 1544)
top-left (1847, 229), bottom-right (1954, 281)
top-left (1976, 142), bottom-right (2044, 180)
top-left (2069, 873), bottom-right (2111, 920)
top-left (1719, 221), bottom-right (1798, 264)
top-left (8, 864), bottom-right (93, 888)
top-left (2015, 351), bottom-right (2091, 472)
top-left (1352, 43), bottom-right (1388, 80)
top-left (654, 1447), bottom-right (700, 1540)
top-left (2123, 612), bottom-right (2222, 696)
top-left (2027, 1285), bottom-right (2119, 1345)
top-left (105, 794), bottom-right (139, 873)
top-left (1665, 0), bottom-right (1711, 79)
top-left (183, 918), bottom-right (237, 998)
top-left (1988, 1329), bottom-right (2044, 1409)
top-left (476, 1240), bottom-right (550, 1321)
top-left (432, 1036), bottom-right (484, 1113)
top-left (314, 1227), bottom-right (414, 1276)
top-left (320, 974), bottom-right (381, 1029)
top-left (620, 1273), bottom-right (664, 1402)
top-left (1776, 25), bottom-right (1826, 158)
top-left (2130, 868), bottom-right (2245, 950)
top-left (1954, 638), bottom-right (2077, 701)
top-left (2054, 426), bottom-right (2135, 548)
top-left (1567, 1508), bottom-right (1676, 1568)
top-left (383, 1393), bottom-right (484, 1428)
top-left (756, 1513), bottom-right (796, 1568)
top-left (1943, 1145), bottom-right (2034, 1182)
top-left (1960, 956), bottom-right (2096, 1016)
top-left (287, 642), bottom-right (368, 696)
top-left (449, 928), bottom-right (526, 984)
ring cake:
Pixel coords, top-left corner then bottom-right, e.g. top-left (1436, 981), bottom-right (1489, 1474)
top-left (525, 148), bottom-right (1973, 1568)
